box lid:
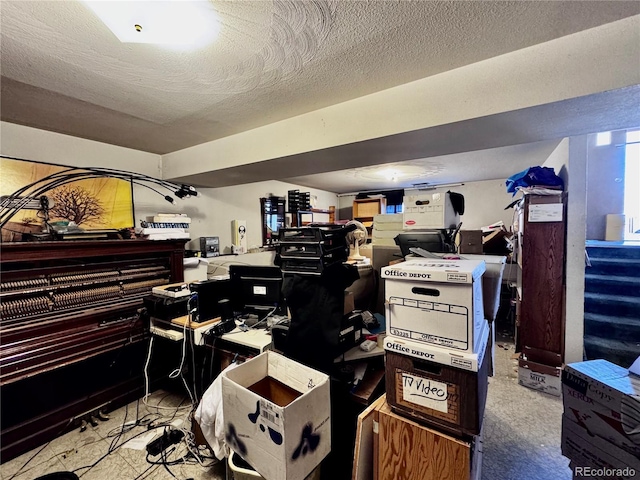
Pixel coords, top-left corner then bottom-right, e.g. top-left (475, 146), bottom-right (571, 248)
top-left (562, 360), bottom-right (640, 402)
top-left (373, 213), bottom-right (403, 223)
top-left (381, 259), bottom-right (485, 283)
top-left (565, 361), bottom-right (640, 450)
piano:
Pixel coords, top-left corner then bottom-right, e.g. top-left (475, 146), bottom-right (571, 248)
top-left (0, 239), bottom-right (186, 461)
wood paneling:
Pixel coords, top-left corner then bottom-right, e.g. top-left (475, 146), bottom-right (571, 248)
top-left (376, 399), bottom-right (475, 480)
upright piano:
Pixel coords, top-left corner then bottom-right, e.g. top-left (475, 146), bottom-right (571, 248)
top-left (0, 239), bottom-right (186, 461)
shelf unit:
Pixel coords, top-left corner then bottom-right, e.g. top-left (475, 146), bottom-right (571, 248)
top-left (516, 193), bottom-right (566, 365)
top-left (353, 198), bottom-right (387, 229)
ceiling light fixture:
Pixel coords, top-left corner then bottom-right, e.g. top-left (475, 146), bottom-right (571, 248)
top-left (83, 1), bottom-right (220, 48)
top-left (351, 163), bottom-right (443, 183)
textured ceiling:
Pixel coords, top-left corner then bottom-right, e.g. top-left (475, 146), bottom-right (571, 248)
top-left (285, 141), bottom-right (563, 194)
top-left (2, 0), bottom-right (639, 155)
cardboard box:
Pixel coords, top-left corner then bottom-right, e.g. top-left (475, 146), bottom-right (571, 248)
top-left (385, 333), bottom-right (490, 436)
top-left (561, 415), bottom-right (640, 476)
top-left (373, 213), bottom-right (404, 231)
top-left (402, 192), bottom-right (459, 230)
top-left (383, 320), bottom-right (490, 372)
top-left (372, 230), bottom-right (403, 242)
top-left (382, 259), bottom-right (486, 353)
top-left (458, 254), bottom-right (507, 322)
top-left (518, 357), bottom-right (562, 396)
top-left (562, 360), bottom-right (640, 457)
top-left (371, 236), bottom-right (398, 246)
top-left (221, 351), bottom-right (331, 480)
top-left (344, 290), bottom-right (355, 315)
top-left (459, 230), bottom-right (483, 254)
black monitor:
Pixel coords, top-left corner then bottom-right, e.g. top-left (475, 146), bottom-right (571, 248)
top-left (228, 265), bottom-right (287, 315)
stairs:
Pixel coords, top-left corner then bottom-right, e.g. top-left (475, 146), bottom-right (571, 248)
top-left (584, 241), bottom-right (640, 368)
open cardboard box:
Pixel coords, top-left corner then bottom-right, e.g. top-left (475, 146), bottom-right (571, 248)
top-left (222, 351), bottom-right (331, 480)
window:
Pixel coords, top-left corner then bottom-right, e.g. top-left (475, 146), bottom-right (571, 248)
top-left (596, 131), bottom-right (612, 146)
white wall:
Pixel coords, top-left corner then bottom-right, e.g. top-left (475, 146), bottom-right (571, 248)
top-left (0, 121), bottom-right (165, 227)
top-left (0, 123), bottom-right (338, 252)
top-left (542, 136), bottom-right (585, 365)
top-left (543, 138), bottom-right (570, 188)
top-left (564, 137), bottom-right (588, 364)
top-left (186, 181), bottom-right (338, 253)
top-left (585, 130), bottom-right (626, 240)
top-left (338, 179), bottom-right (516, 230)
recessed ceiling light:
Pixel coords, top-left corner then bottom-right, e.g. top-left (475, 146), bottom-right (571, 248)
top-left (83, 1), bottom-right (220, 48)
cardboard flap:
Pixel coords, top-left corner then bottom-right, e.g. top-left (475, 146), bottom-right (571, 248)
top-left (224, 353), bottom-right (268, 387)
top-left (267, 351), bottom-right (329, 395)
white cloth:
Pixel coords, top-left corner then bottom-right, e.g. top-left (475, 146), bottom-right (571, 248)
top-left (194, 362), bottom-right (239, 460)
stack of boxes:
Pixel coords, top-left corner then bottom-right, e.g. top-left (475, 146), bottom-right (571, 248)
top-left (371, 213), bottom-right (404, 246)
top-left (561, 359), bottom-right (640, 479)
top-left (379, 258), bottom-right (491, 478)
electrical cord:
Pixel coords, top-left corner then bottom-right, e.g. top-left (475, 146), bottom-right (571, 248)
top-left (161, 445), bottom-right (178, 478)
top-left (74, 411), bottom-right (193, 478)
top-left (132, 462), bottom-right (160, 480)
top-left (166, 305), bottom-right (196, 406)
top-left (5, 419), bottom-right (73, 480)
top-left (142, 334), bottom-right (191, 414)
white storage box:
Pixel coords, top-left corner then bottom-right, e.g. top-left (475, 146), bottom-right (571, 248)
top-left (384, 320), bottom-right (490, 372)
top-left (518, 357), bottom-right (561, 397)
top-left (403, 192), bottom-right (459, 229)
top-left (562, 359), bottom-right (640, 457)
top-left (373, 213), bottom-right (404, 231)
top-left (222, 351), bottom-right (331, 480)
top-left (562, 415), bottom-right (640, 476)
top-left (372, 230), bottom-right (404, 247)
top-left (382, 259), bottom-right (486, 353)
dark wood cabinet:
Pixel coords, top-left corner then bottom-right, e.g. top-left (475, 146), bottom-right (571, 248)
top-left (0, 239), bottom-right (186, 461)
top-left (518, 194), bottom-right (566, 366)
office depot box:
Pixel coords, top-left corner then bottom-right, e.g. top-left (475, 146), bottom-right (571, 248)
top-left (382, 259), bottom-right (486, 353)
top-left (562, 415), bottom-right (640, 477)
top-left (222, 351), bottom-right (331, 480)
top-left (385, 333), bottom-right (490, 436)
top-left (384, 320), bottom-right (490, 372)
top-left (518, 357), bottom-right (561, 397)
top-left (562, 360), bottom-right (640, 457)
